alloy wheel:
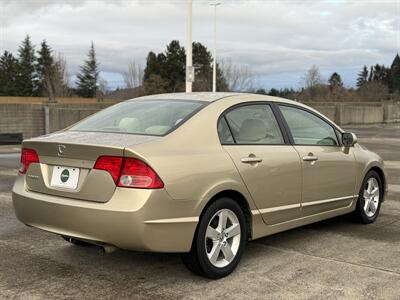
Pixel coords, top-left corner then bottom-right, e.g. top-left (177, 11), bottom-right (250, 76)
top-left (363, 177), bottom-right (380, 218)
top-left (205, 209), bottom-right (241, 268)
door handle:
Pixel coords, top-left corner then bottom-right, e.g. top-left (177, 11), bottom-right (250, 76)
top-left (302, 154), bottom-right (318, 162)
top-left (241, 157), bottom-right (263, 164)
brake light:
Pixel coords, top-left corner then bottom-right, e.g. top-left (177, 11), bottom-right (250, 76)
top-left (93, 156), bottom-right (164, 189)
top-left (19, 148), bottom-right (39, 174)
top-left (118, 158), bottom-right (164, 189)
top-left (93, 156), bottom-right (123, 183)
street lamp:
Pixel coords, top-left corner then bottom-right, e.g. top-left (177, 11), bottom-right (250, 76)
top-left (210, 2), bottom-right (221, 93)
top-left (186, 0), bottom-right (194, 93)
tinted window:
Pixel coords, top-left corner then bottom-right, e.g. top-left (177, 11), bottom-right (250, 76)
top-left (70, 100), bottom-right (205, 136)
top-left (217, 117), bottom-right (234, 144)
top-left (224, 105), bottom-right (284, 145)
top-left (279, 105), bottom-right (338, 146)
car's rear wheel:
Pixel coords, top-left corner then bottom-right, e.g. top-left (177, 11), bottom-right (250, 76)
top-left (182, 198), bottom-right (247, 279)
top-left (353, 170), bottom-right (382, 224)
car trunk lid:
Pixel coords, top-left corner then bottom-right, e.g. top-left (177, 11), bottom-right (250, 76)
top-left (22, 131), bottom-right (159, 203)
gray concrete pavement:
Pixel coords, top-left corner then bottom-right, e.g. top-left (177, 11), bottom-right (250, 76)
top-left (0, 125), bottom-right (399, 299)
top-left (0, 153), bottom-right (19, 193)
top-left (0, 153), bottom-right (20, 169)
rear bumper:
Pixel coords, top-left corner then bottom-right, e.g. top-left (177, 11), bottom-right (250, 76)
top-left (12, 175), bottom-right (198, 252)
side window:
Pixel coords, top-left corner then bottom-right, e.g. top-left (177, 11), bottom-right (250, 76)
top-left (279, 105), bottom-right (339, 146)
top-left (217, 117), bottom-right (234, 144)
top-left (223, 104), bottom-right (284, 145)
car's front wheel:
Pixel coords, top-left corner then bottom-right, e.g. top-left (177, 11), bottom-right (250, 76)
top-left (182, 198), bottom-right (247, 279)
top-left (353, 170), bottom-right (383, 224)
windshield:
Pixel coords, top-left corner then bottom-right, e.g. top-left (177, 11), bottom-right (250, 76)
top-left (70, 99), bottom-right (206, 136)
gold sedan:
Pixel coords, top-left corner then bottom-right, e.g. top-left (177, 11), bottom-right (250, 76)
top-left (12, 93), bottom-right (386, 278)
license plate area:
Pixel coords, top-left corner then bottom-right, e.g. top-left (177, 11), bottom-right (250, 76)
top-left (50, 166), bottom-right (80, 190)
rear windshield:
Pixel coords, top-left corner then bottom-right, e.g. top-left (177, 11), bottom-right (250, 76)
top-left (70, 99), bottom-right (206, 136)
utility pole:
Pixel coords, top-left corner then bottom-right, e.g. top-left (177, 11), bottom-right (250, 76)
top-left (210, 2), bottom-right (220, 93)
top-left (186, 0), bottom-right (194, 93)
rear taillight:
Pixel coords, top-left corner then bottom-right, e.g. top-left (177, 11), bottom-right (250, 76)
top-left (19, 148), bottom-right (39, 174)
top-left (93, 156), bottom-right (164, 189)
top-left (93, 156), bottom-right (123, 183)
top-left (118, 158), bottom-right (164, 189)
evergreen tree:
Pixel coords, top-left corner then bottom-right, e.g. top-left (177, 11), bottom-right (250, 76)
top-left (142, 40), bottom-right (228, 94)
top-left (143, 52), bottom-right (161, 81)
top-left (328, 72), bottom-right (344, 89)
top-left (255, 88), bottom-right (267, 95)
top-left (192, 43), bottom-right (228, 91)
top-left (268, 88), bottom-right (279, 96)
top-left (36, 40), bottom-right (54, 96)
top-left (192, 42), bottom-right (212, 91)
top-left (156, 53), bottom-right (167, 78)
top-left (368, 66), bottom-right (374, 82)
top-left (371, 64), bottom-right (390, 84)
top-left (76, 42), bottom-right (99, 98)
top-left (142, 51), bottom-right (169, 95)
top-left (17, 35), bottom-right (38, 96)
top-left (267, 88), bottom-right (295, 98)
top-left (372, 64), bottom-right (381, 81)
top-left (356, 65), bottom-right (368, 88)
top-left (0, 51), bottom-right (19, 96)
top-left (390, 54), bottom-right (400, 93)
top-left (164, 40), bottom-right (186, 92)
top-left (280, 88), bottom-right (296, 99)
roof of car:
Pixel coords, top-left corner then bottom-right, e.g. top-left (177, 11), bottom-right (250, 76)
top-left (132, 92), bottom-right (302, 105)
top-left (133, 92), bottom-right (245, 102)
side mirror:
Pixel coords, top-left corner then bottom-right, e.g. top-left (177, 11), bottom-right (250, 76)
top-left (342, 132), bottom-right (357, 147)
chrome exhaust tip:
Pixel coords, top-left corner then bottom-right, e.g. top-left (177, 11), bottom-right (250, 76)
top-left (101, 244), bottom-right (118, 254)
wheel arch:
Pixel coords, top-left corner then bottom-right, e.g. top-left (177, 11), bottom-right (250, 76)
top-left (367, 166), bottom-right (386, 201)
top-left (199, 189), bottom-right (253, 240)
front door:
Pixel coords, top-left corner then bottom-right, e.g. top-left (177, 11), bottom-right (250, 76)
top-left (278, 104), bottom-right (358, 216)
top-left (218, 103), bottom-right (302, 225)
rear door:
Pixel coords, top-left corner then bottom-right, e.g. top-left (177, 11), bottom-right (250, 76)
top-left (219, 103), bottom-right (302, 225)
top-left (277, 104), bottom-right (358, 216)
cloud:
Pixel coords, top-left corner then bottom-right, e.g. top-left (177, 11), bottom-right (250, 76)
top-left (1, 0), bottom-right (399, 89)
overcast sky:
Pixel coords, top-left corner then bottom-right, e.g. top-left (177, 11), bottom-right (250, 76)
top-left (1, 0), bottom-right (399, 90)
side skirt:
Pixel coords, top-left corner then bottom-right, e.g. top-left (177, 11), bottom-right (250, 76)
top-left (250, 203), bottom-right (355, 240)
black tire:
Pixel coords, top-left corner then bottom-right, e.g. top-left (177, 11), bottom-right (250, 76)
top-left (182, 198), bottom-right (247, 279)
top-left (62, 236), bottom-right (93, 247)
top-left (353, 170), bottom-right (383, 224)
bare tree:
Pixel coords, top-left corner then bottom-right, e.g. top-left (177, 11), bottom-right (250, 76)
top-left (123, 61), bottom-right (144, 89)
top-left (300, 65), bottom-right (323, 99)
top-left (301, 65), bottom-right (322, 90)
top-left (96, 78), bottom-right (109, 101)
top-left (219, 59), bottom-right (254, 92)
top-left (44, 53), bottom-right (70, 101)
